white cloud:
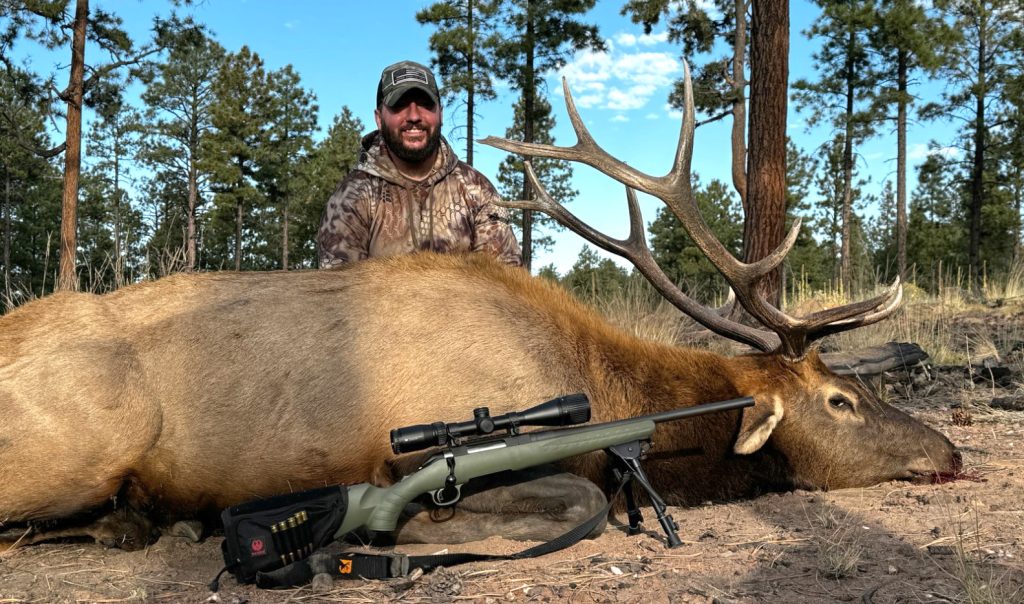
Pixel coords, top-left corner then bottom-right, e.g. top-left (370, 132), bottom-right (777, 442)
top-left (556, 35), bottom-right (680, 113)
top-left (574, 94), bottom-right (606, 109)
top-left (909, 143), bottom-right (961, 160)
top-left (284, 20), bottom-right (299, 29)
top-left (614, 52), bottom-right (679, 88)
top-left (645, 113), bottom-right (660, 120)
top-left (559, 50), bottom-right (613, 99)
top-left (615, 33), bottom-right (639, 47)
top-left (615, 31), bottom-right (669, 47)
top-left (638, 31), bottom-right (669, 46)
top-left (611, 114), bottom-right (630, 123)
top-left (607, 87), bottom-right (648, 111)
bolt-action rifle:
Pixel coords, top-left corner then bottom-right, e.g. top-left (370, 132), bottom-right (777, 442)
top-left (213, 394), bottom-right (754, 590)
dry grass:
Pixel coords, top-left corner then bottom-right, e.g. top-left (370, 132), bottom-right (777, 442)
top-left (929, 500), bottom-right (1024, 604)
top-left (589, 272), bottom-right (979, 364)
top-left (584, 260), bottom-right (1024, 362)
top-left (807, 503), bottom-right (865, 580)
top-left (590, 280), bottom-right (692, 346)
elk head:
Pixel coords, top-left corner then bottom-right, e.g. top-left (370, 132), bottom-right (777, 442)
top-left (481, 63), bottom-right (958, 494)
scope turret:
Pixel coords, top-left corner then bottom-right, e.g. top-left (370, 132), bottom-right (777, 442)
top-left (390, 393), bottom-right (591, 454)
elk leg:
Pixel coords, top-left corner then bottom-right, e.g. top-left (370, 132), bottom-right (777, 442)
top-left (0, 506), bottom-right (155, 552)
top-left (387, 465), bottom-right (608, 544)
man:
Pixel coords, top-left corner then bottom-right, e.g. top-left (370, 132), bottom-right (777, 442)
top-left (317, 60), bottom-right (522, 267)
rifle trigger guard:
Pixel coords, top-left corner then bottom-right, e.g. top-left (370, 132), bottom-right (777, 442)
top-left (432, 451), bottom-right (462, 506)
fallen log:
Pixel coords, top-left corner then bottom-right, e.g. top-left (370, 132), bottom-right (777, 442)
top-left (821, 342), bottom-right (929, 377)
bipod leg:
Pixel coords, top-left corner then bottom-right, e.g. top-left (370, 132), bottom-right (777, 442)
top-left (614, 468), bottom-right (643, 535)
top-left (608, 441), bottom-right (682, 549)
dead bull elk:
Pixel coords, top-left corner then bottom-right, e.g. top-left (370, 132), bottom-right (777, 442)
top-left (0, 66), bottom-right (957, 551)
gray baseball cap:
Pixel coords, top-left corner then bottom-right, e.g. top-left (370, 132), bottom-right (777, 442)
top-left (376, 60), bottom-right (440, 108)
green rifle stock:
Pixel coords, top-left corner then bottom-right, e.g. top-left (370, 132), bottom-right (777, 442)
top-left (333, 396), bottom-right (754, 538)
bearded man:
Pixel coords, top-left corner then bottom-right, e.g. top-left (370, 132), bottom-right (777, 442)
top-left (317, 60), bottom-right (522, 267)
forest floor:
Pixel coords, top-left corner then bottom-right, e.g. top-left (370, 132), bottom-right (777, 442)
top-left (1, 308), bottom-right (1023, 604)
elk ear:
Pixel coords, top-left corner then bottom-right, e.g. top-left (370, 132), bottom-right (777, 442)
top-left (733, 397), bottom-right (784, 455)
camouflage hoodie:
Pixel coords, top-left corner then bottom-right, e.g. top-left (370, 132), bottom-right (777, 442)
top-left (317, 131), bottom-right (522, 267)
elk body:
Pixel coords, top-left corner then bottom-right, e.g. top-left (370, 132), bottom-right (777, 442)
top-left (0, 254), bottom-right (956, 549)
top-left (1, 66), bottom-right (958, 550)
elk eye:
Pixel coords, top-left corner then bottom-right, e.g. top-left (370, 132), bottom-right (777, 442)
top-left (829, 395), bottom-right (852, 410)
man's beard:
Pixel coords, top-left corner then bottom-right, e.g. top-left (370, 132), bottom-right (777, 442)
top-left (382, 124), bottom-right (442, 164)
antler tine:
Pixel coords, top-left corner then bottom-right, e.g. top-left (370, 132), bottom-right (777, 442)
top-left (481, 79), bottom-right (674, 198)
top-left (498, 161), bottom-right (647, 260)
top-left (803, 278), bottom-right (904, 340)
top-left (500, 162), bottom-right (782, 353)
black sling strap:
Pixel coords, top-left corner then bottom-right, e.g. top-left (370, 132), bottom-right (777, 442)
top-left (253, 474), bottom-right (630, 588)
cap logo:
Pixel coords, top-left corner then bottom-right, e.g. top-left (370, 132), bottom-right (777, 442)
top-left (388, 67), bottom-right (429, 88)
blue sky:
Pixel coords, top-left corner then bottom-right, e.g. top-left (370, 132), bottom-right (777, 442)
top-left (16, 0), bottom-right (958, 274)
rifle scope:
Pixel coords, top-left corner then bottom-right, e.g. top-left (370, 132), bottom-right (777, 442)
top-left (390, 393), bottom-right (591, 454)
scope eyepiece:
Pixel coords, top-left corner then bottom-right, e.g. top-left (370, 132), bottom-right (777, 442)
top-left (390, 393), bottom-right (591, 454)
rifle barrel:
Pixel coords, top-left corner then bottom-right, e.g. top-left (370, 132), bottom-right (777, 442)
top-left (627, 396), bottom-right (754, 425)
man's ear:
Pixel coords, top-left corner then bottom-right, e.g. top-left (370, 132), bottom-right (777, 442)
top-left (374, 108), bottom-right (382, 129)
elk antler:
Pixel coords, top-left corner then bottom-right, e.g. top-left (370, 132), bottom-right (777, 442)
top-left (480, 62), bottom-right (902, 359)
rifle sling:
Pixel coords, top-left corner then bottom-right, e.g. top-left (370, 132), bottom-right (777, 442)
top-left (254, 475), bottom-right (629, 588)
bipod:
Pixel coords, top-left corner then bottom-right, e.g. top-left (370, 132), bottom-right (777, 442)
top-left (607, 441), bottom-right (682, 548)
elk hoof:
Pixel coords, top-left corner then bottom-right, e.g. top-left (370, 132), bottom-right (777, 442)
top-left (93, 508), bottom-right (156, 550)
top-left (167, 520), bottom-right (203, 543)
top-left (311, 573), bottom-right (335, 593)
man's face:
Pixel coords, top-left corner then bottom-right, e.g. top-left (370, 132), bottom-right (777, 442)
top-left (375, 89), bottom-right (442, 164)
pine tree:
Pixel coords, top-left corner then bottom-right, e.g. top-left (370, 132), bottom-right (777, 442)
top-left (922, 0), bottom-right (1022, 288)
top-left (139, 27), bottom-right (223, 272)
top-left (562, 245), bottom-right (630, 301)
top-left (0, 65), bottom-right (61, 304)
top-left (648, 177), bottom-right (743, 295)
top-left (868, 0), bottom-right (949, 280)
top-left (496, 95), bottom-right (575, 256)
top-left (792, 0), bottom-right (879, 294)
top-left (201, 46), bottom-right (269, 271)
top-left (293, 108), bottom-right (364, 268)
top-left (85, 93), bottom-right (143, 287)
top-left (0, 1), bottom-right (181, 290)
top-left (417, 0), bottom-right (501, 165)
top-left (258, 65), bottom-right (317, 270)
top-left (782, 141), bottom-right (830, 293)
top-left (493, 0), bottom-right (604, 270)
top-left (812, 135), bottom-right (872, 291)
top-left (906, 153), bottom-right (966, 290)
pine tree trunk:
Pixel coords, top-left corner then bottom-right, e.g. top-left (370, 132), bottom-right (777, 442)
top-left (187, 159), bottom-right (198, 271)
top-left (235, 198), bottom-right (242, 272)
top-left (839, 29), bottom-right (856, 295)
top-left (743, 0), bottom-right (788, 307)
top-left (282, 203), bottom-right (289, 271)
top-left (519, 0), bottom-right (536, 271)
top-left (58, 0), bottom-right (88, 292)
top-left (969, 29), bottom-right (986, 290)
top-left (113, 147), bottom-right (123, 289)
top-left (731, 0), bottom-right (748, 211)
top-left (896, 49), bottom-right (908, 281)
top-left (4, 170), bottom-right (11, 304)
top-left (466, 0), bottom-right (475, 167)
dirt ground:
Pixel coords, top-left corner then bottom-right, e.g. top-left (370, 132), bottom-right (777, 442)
top-left (3, 319), bottom-right (1024, 603)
